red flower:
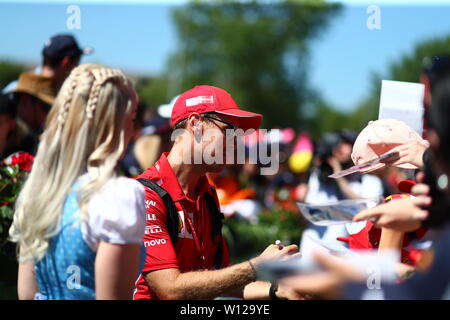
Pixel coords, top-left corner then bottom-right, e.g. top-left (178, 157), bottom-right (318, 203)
top-left (10, 152), bottom-right (34, 172)
top-left (0, 202), bottom-right (8, 207)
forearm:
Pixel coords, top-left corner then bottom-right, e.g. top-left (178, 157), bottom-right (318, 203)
top-left (243, 281), bottom-right (271, 299)
top-left (378, 228), bottom-right (404, 252)
top-left (17, 246), bottom-right (38, 300)
top-left (155, 260), bottom-right (255, 300)
top-left (18, 261), bottom-right (39, 300)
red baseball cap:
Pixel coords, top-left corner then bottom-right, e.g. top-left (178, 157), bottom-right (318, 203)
top-left (170, 85), bottom-right (263, 131)
top-left (398, 180), bottom-right (417, 193)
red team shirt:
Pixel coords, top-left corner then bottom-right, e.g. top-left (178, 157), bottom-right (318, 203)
top-left (133, 153), bottom-right (231, 300)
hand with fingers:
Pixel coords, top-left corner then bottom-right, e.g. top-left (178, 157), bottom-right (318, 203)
top-left (353, 197), bottom-right (431, 232)
top-left (380, 140), bottom-right (430, 169)
top-left (252, 243), bottom-right (299, 266)
top-left (411, 183), bottom-right (430, 196)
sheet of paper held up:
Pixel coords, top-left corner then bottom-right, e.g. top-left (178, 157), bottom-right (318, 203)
top-left (257, 249), bottom-right (400, 284)
top-left (378, 80), bottom-right (425, 137)
top-left (297, 199), bottom-right (379, 226)
top-left (305, 234), bottom-right (355, 257)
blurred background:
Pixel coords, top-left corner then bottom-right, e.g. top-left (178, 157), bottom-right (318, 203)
top-left (1, 0), bottom-right (450, 299)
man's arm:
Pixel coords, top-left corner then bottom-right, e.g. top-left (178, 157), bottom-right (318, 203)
top-left (145, 261), bottom-right (253, 300)
top-left (144, 244), bottom-right (298, 300)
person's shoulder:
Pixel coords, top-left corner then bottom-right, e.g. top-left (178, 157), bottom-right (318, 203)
top-left (136, 163), bottom-right (161, 182)
top-left (107, 176), bottom-right (143, 191)
top-left (86, 177), bottom-right (147, 246)
top-left (133, 174), bottom-right (167, 209)
top-left (87, 177), bottom-right (147, 219)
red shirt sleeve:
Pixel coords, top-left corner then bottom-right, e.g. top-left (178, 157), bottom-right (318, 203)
top-left (141, 187), bottom-right (179, 273)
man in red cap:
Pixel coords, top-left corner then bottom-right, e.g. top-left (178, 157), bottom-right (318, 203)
top-left (133, 85), bottom-right (300, 300)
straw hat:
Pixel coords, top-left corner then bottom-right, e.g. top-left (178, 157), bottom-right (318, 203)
top-left (13, 72), bottom-right (55, 105)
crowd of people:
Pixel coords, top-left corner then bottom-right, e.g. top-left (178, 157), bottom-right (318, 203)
top-left (3, 33), bottom-right (450, 300)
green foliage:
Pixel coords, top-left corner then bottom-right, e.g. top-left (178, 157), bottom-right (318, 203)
top-left (142, 0), bottom-right (341, 128)
top-left (0, 153), bottom-right (34, 247)
top-left (223, 208), bottom-right (304, 263)
top-left (304, 97), bottom-right (360, 139)
top-left (353, 35), bottom-right (450, 128)
top-left (389, 36), bottom-right (450, 83)
top-left (0, 153), bottom-right (33, 299)
top-left (0, 60), bottom-right (25, 91)
top-left (135, 76), bottom-right (171, 108)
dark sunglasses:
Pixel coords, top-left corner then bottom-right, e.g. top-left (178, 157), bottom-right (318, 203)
top-left (202, 113), bottom-right (236, 131)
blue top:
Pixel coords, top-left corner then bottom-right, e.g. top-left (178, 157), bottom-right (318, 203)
top-left (34, 178), bottom-right (146, 300)
top-left (35, 180), bottom-right (97, 300)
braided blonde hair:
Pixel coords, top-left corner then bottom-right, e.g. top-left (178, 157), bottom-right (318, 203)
top-left (10, 64), bottom-right (137, 263)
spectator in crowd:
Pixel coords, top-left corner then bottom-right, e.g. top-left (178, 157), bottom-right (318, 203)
top-left (9, 64), bottom-right (145, 300)
top-left (132, 112), bottom-right (172, 174)
top-left (3, 34), bottom-right (92, 95)
top-left (421, 54), bottom-right (450, 137)
top-left (133, 85), bottom-right (300, 300)
top-left (0, 94), bottom-right (18, 158)
top-left (40, 34), bottom-right (92, 93)
top-left (280, 75), bottom-right (450, 300)
top-left (12, 71), bottom-right (55, 137)
top-left (119, 98), bottom-right (176, 177)
top-left (300, 130), bottom-right (384, 256)
top-left (4, 34), bottom-right (92, 155)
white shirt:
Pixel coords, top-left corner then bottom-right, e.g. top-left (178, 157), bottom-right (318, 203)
top-left (80, 176), bottom-right (146, 251)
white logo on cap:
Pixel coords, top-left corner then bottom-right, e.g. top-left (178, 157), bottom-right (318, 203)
top-left (186, 96), bottom-right (214, 107)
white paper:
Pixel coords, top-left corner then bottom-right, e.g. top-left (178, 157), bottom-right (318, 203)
top-left (297, 199), bottom-right (380, 226)
top-left (379, 80), bottom-right (425, 136)
top-left (257, 249), bottom-right (400, 284)
top-left (305, 234), bottom-right (355, 257)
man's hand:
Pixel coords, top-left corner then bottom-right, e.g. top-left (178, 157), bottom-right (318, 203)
top-left (353, 197), bottom-right (431, 232)
top-left (253, 243), bottom-right (299, 266)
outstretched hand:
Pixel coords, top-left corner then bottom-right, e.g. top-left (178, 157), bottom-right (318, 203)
top-left (353, 197), bottom-right (431, 232)
top-left (380, 140), bottom-right (429, 169)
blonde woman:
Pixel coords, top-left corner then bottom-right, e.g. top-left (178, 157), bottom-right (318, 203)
top-left (9, 64), bottom-right (146, 300)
